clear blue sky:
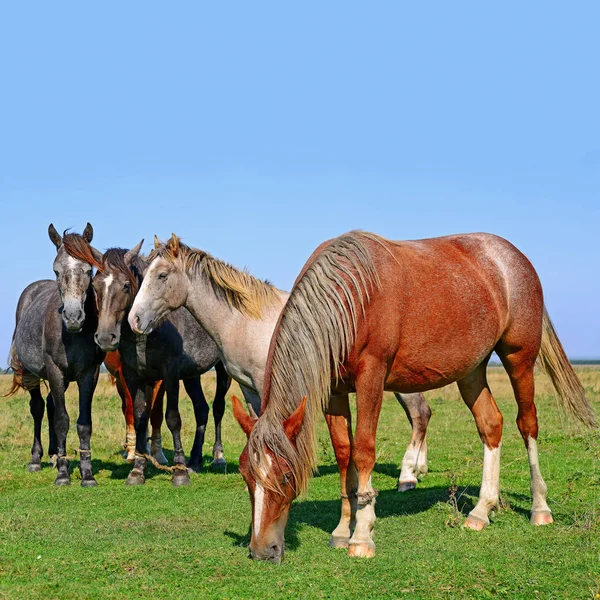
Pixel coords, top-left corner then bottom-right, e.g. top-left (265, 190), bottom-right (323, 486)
top-left (1, 2), bottom-right (599, 365)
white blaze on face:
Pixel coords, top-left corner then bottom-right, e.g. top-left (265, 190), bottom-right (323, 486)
top-left (102, 274), bottom-right (114, 313)
top-left (253, 454), bottom-right (272, 534)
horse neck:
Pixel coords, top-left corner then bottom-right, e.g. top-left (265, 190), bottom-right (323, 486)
top-left (83, 282), bottom-right (99, 332)
top-left (183, 271), bottom-right (287, 365)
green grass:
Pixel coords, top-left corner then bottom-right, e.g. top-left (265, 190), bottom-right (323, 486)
top-left (1, 368), bottom-right (599, 599)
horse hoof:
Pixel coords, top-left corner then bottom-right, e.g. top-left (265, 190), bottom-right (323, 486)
top-left (125, 471), bottom-right (145, 486)
top-left (531, 510), bottom-right (553, 526)
top-left (348, 541), bottom-right (376, 558)
top-left (329, 535), bottom-right (350, 549)
top-left (28, 462), bottom-right (42, 473)
top-left (187, 462), bottom-right (202, 474)
top-left (54, 475), bottom-right (71, 486)
top-left (398, 480), bottom-right (417, 492)
top-left (211, 457), bottom-right (227, 468)
top-left (463, 514), bottom-right (488, 531)
top-left (172, 472), bottom-right (191, 487)
top-left (81, 477), bottom-right (98, 488)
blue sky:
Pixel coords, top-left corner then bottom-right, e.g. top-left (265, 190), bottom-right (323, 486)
top-left (1, 2), bottom-right (599, 364)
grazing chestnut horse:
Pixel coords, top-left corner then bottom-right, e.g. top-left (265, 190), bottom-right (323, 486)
top-left (127, 235), bottom-right (431, 491)
top-left (230, 231), bottom-right (595, 562)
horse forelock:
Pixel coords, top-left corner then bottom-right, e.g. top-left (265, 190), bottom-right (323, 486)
top-left (62, 233), bottom-right (102, 270)
top-left (99, 248), bottom-right (144, 293)
top-left (248, 230), bottom-right (384, 496)
top-left (150, 237), bottom-right (281, 319)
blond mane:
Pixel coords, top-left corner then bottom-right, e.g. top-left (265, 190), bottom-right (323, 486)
top-left (150, 236), bottom-right (281, 319)
top-left (248, 231), bottom-right (387, 495)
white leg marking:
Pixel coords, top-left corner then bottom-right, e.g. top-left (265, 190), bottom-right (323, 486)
top-left (527, 436), bottom-right (551, 514)
top-left (467, 444), bottom-right (501, 525)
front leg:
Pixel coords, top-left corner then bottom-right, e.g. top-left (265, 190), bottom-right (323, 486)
top-left (76, 366), bottom-right (100, 487)
top-left (124, 370), bottom-right (148, 486)
top-left (347, 359), bottom-right (386, 558)
top-left (46, 363), bottom-right (71, 486)
top-left (165, 376), bottom-right (190, 486)
top-left (211, 363), bottom-right (230, 467)
top-left (183, 377), bottom-right (209, 474)
top-left (325, 394), bottom-right (357, 549)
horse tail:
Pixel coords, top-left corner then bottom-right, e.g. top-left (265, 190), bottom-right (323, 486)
top-left (4, 343), bottom-right (24, 397)
top-left (3, 342), bottom-right (41, 397)
top-left (537, 307), bottom-right (596, 428)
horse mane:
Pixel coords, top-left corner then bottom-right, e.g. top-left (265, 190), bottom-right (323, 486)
top-left (150, 237), bottom-right (281, 319)
top-left (99, 248), bottom-right (145, 293)
top-left (248, 231), bottom-right (386, 496)
top-left (62, 232), bottom-right (102, 269)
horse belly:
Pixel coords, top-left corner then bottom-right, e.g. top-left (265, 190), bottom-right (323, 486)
top-left (14, 306), bottom-right (47, 378)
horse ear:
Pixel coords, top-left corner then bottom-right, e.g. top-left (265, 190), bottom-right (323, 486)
top-left (283, 397), bottom-right (307, 442)
top-left (83, 223), bottom-right (94, 243)
top-left (90, 246), bottom-right (104, 265)
top-left (169, 233), bottom-right (180, 257)
top-left (48, 224), bottom-right (62, 250)
top-left (153, 235), bottom-right (161, 249)
top-left (124, 239), bottom-right (144, 265)
top-left (232, 395), bottom-right (257, 437)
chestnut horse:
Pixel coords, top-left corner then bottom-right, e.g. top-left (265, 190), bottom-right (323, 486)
top-left (231, 231), bottom-right (595, 562)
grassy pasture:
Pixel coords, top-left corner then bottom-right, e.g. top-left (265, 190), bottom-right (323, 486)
top-left (0, 368), bottom-right (599, 599)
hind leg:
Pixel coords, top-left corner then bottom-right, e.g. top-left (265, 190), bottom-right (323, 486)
top-left (396, 392), bottom-right (431, 491)
top-left (165, 376), bottom-right (190, 486)
top-left (149, 382), bottom-right (168, 465)
top-left (499, 349), bottom-right (553, 525)
top-left (211, 364), bottom-right (230, 467)
top-left (457, 360), bottom-right (503, 530)
top-left (28, 388), bottom-right (45, 472)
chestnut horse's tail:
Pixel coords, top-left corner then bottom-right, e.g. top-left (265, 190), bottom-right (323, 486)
top-left (537, 308), bottom-right (596, 428)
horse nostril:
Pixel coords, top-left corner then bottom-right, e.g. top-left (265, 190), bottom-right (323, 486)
top-left (134, 315), bottom-right (141, 328)
top-left (94, 333), bottom-right (99, 343)
top-left (110, 333), bottom-right (117, 343)
top-left (269, 543), bottom-right (280, 556)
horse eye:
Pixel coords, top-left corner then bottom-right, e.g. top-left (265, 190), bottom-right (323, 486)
top-left (123, 282), bottom-right (130, 291)
top-left (158, 272), bottom-right (168, 280)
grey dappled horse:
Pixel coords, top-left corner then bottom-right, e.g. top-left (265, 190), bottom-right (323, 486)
top-left (8, 224), bottom-right (105, 486)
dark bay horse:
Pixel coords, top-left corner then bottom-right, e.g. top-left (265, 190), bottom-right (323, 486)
top-left (92, 242), bottom-right (230, 485)
top-left (127, 235), bottom-right (431, 493)
top-left (229, 231), bottom-right (595, 562)
top-left (8, 224), bottom-right (105, 486)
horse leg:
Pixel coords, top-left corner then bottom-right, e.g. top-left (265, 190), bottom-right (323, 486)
top-left (46, 363), bottom-right (71, 486)
top-left (166, 377), bottom-right (191, 486)
top-left (395, 392), bottom-right (431, 491)
top-left (211, 364), bottom-right (230, 467)
top-left (348, 360), bottom-right (386, 558)
top-left (149, 382), bottom-right (168, 465)
top-left (114, 369), bottom-right (136, 461)
top-left (76, 366), bottom-right (99, 487)
top-left (46, 392), bottom-right (58, 460)
top-left (28, 387), bottom-right (45, 472)
top-left (184, 377), bottom-right (209, 474)
top-left (325, 393), bottom-right (358, 549)
top-left (499, 349), bottom-right (553, 525)
top-left (457, 361), bottom-right (503, 530)
top-left (125, 371), bottom-right (149, 486)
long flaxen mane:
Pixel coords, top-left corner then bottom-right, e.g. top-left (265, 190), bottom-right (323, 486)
top-left (248, 231), bottom-right (387, 496)
top-left (149, 236), bottom-right (281, 319)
